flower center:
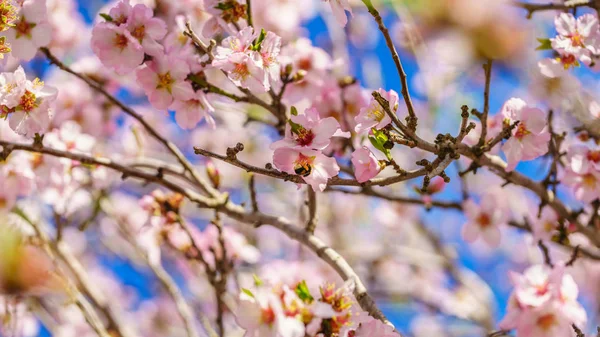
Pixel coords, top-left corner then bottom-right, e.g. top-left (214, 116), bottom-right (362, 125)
top-left (261, 307), bottom-right (275, 325)
top-left (514, 122), bottom-right (530, 140)
top-left (0, 2), bottom-right (17, 32)
top-left (367, 106), bottom-right (385, 122)
top-left (476, 213), bottom-right (491, 228)
top-left (113, 33), bottom-right (129, 50)
top-left (587, 150), bottom-right (600, 163)
top-left (294, 153), bottom-right (315, 177)
top-left (536, 314), bottom-right (556, 331)
top-left (19, 90), bottom-right (36, 112)
top-left (232, 63), bottom-right (250, 80)
top-left (30, 153), bottom-right (44, 169)
top-left (571, 32), bottom-right (584, 47)
top-left (14, 18), bottom-right (35, 38)
top-left (558, 54), bottom-right (578, 69)
top-left (131, 25), bottom-right (145, 41)
top-left (583, 173), bottom-right (597, 187)
top-left (219, 1), bottom-right (247, 24)
top-left (295, 127), bottom-right (315, 147)
top-left (156, 72), bottom-right (174, 92)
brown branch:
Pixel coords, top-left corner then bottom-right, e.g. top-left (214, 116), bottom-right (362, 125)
top-left (513, 0), bottom-right (594, 18)
top-left (362, 0), bottom-right (417, 129)
top-left (478, 60), bottom-right (493, 146)
top-left (305, 188), bottom-right (318, 233)
top-left (194, 146), bottom-right (427, 187)
top-left (39, 47), bottom-right (218, 197)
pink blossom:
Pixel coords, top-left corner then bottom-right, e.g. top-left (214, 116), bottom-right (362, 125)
top-left (500, 264), bottom-right (587, 337)
top-left (170, 90), bottom-right (215, 130)
top-left (126, 3), bottom-right (167, 57)
top-left (351, 147), bottom-right (382, 183)
top-left (0, 152), bottom-right (34, 210)
top-left (271, 107), bottom-right (349, 150)
top-left (91, 23), bottom-right (144, 75)
top-left (136, 53), bottom-right (195, 110)
top-left (538, 53), bottom-right (582, 78)
top-left (212, 27), bottom-right (277, 92)
top-left (530, 207), bottom-right (559, 242)
top-left (353, 316), bottom-right (400, 337)
top-left (325, 0), bottom-right (353, 26)
top-left (552, 13), bottom-right (599, 64)
top-left (107, 0), bottom-right (132, 25)
top-left (355, 88), bottom-right (398, 134)
top-left (562, 144), bottom-right (600, 202)
top-left (280, 38), bottom-right (332, 104)
top-left (0, 67), bottom-right (57, 138)
top-left (235, 287), bottom-right (305, 337)
top-left (273, 148), bottom-right (340, 192)
top-left (461, 192), bottom-right (507, 247)
top-left (4, 0), bottom-right (52, 61)
top-left (500, 98), bottom-right (550, 171)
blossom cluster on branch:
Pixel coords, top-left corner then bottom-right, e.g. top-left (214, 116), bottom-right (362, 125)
top-left (0, 0), bottom-right (599, 337)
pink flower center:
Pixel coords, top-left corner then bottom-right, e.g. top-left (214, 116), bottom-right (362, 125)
top-left (261, 307), bottom-right (275, 325)
top-left (295, 127), bottom-right (315, 147)
top-left (156, 72), bottom-right (174, 92)
top-left (19, 90), bottom-right (36, 112)
top-left (131, 25), bottom-right (145, 41)
top-left (14, 18), bottom-right (34, 38)
top-left (0, 3), bottom-right (17, 32)
top-left (570, 32), bottom-right (584, 47)
top-left (113, 33), bottom-right (129, 50)
top-left (232, 63), bottom-right (250, 80)
top-left (514, 123), bottom-right (530, 140)
top-left (587, 150), bottom-right (600, 163)
top-left (476, 213), bottom-right (491, 228)
top-left (536, 314), bottom-right (556, 331)
top-left (294, 153), bottom-right (315, 177)
top-left (583, 173), bottom-right (597, 187)
top-left (558, 54), bottom-right (578, 69)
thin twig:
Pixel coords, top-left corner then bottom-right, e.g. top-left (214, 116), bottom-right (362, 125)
top-left (305, 188), bottom-right (318, 234)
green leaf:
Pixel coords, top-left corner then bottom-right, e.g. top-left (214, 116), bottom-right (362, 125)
top-left (253, 274), bottom-right (263, 286)
top-left (535, 38), bottom-right (552, 51)
top-left (251, 29), bottom-right (267, 51)
top-left (295, 280), bottom-right (314, 303)
top-left (99, 13), bottom-right (113, 22)
top-left (368, 129), bottom-right (393, 161)
top-left (215, 2), bottom-right (234, 10)
top-left (290, 106), bottom-right (299, 116)
top-left (241, 288), bottom-right (255, 298)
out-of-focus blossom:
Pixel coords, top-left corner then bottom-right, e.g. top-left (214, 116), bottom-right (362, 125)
top-left (551, 13), bottom-right (599, 64)
top-left (324, 0), bottom-right (353, 27)
top-left (562, 143), bottom-right (600, 202)
top-left (91, 23), bottom-right (144, 75)
top-left (462, 191), bottom-right (508, 247)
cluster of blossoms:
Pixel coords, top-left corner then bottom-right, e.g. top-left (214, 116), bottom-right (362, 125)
top-left (0, 0), bottom-right (52, 61)
top-left (500, 264), bottom-right (587, 337)
top-left (538, 13), bottom-right (600, 78)
top-left (272, 107), bottom-right (346, 192)
top-left (212, 26), bottom-right (281, 93)
top-left (1, 0), bottom-right (600, 337)
top-left (0, 66), bottom-right (57, 137)
top-left (236, 278), bottom-right (399, 337)
top-left (91, 0), bottom-right (214, 129)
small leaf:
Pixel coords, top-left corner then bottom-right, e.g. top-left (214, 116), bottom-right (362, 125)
top-left (295, 280), bottom-right (314, 303)
top-left (252, 29), bottom-right (267, 51)
top-left (290, 106), bottom-right (299, 116)
top-left (369, 129), bottom-right (393, 161)
top-left (99, 13), bottom-right (113, 22)
top-left (252, 274), bottom-right (263, 286)
top-left (535, 38), bottom-right (552, 51)
top-left (241, 288), bottom-right (255, 298)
